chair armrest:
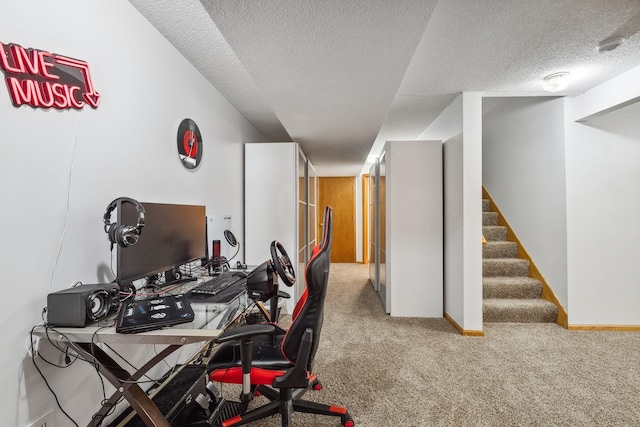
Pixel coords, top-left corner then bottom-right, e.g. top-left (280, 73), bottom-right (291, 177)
top-left (216, 323), bottom-right (277, 343)
top-left (272, 328), bottom-right (313, 389)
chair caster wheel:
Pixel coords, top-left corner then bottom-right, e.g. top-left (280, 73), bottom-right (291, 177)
top-left (341, 414), bottom-right (355, 427)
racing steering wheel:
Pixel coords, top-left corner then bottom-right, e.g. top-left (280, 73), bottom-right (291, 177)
top-left (270, 240), bottom-right (296, 287)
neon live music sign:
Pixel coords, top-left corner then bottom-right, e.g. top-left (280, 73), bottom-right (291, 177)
top-left (0, 41), bottom-right (100, 110)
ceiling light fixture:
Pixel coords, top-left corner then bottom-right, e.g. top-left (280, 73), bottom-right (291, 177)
top-left (542, 72), bottom-right (570, 92)
top-left (597, 37), bottom-right (625, 54)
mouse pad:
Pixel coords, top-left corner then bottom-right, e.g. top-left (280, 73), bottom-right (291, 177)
top-left (116, 294), bottom-right (195, 333)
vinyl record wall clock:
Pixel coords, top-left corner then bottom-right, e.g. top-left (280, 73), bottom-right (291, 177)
top-left (177, 118), bottom-right (202, 169)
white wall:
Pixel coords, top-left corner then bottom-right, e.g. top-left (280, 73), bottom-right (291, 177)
top-left (0, 2), bottom-right (263, 426)
top-left (565, 100), bottom-right (640, 325)
top-left (418, 93), bottom-right (483, 332)
top-left (442, 134), bottom-right (464, 321)
top-left (461, 93), bottom-right (484, 332)
top-left (244, 142), bottom-right (299, 314)
top-left (420, 95), bottom-right (463, 323)
top-left (482, 97), bottom-right (569, 309)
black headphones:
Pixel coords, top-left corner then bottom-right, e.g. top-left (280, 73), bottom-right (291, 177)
top-left (103, 197), bottom-right (145, 248)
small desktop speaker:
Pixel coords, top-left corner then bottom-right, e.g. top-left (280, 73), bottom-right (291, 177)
top-left (47, 283), bottom-right (122, 327)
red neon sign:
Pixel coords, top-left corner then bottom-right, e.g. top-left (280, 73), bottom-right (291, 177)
top-left (0, 41), bottom-right (100, 110)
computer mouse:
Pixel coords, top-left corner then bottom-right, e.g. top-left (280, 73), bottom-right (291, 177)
top-left (233, 271), bottom-right (248, 278)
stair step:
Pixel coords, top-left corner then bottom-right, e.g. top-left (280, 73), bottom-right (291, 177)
top-left (482, 212), bottom-right (498, 226)
top-left (483, 241), bottom-right (518, 259)
top-left (483, 258), bottom-right (529, 277)
top-left (483, 277), bottom-right (542, 299)
top-left (481, 192), bottom-right (559, 324)
top-left (483, 226), bottom-right (507, 241)
top-left (483, 298), bottom-right (558, 323)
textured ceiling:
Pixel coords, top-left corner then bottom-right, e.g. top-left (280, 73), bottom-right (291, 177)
top-left (129, 0), bottom-right (640, 176)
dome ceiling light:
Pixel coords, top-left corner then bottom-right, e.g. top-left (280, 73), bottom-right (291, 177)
top-left (542, 72), bottom-right (570, 92)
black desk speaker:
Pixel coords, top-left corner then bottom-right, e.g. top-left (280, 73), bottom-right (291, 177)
top-left (47, 283), bottom-right (121, 327)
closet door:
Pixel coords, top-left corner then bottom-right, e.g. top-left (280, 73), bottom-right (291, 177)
top-left (368, 165), bottom-right (377, 291)
top-left (378, 153), bottom-right (388, 312)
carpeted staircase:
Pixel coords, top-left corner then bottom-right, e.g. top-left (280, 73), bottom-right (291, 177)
top-left (482, 198), bottom-right (558, 323)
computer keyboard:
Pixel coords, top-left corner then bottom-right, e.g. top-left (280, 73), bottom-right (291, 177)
top-left (191, 273), bottom-right (242, 296)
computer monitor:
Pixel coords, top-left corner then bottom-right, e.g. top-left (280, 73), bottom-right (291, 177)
top-left (116, 201), bottom-right (206, 284)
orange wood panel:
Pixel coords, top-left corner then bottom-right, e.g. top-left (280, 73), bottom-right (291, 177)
top-left (318, 177), bottom-right (356, 263)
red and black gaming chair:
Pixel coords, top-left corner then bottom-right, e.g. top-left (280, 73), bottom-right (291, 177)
top-left (207, 206), bottom-right (354, 427)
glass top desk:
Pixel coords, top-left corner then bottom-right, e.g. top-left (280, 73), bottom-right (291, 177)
top-left (33, 280), bottom-right (248, 427)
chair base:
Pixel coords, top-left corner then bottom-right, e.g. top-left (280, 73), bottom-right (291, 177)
top-left (212, 385), bottom-right (353, 427)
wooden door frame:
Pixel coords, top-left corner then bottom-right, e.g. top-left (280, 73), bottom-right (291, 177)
top-left (318, 176), bottom-right (356, 263)
top-left (362, 174), bottom-right (370, 264)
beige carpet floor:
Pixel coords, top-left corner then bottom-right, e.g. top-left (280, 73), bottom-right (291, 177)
top-left (217, 263), bottom-right (640, 427)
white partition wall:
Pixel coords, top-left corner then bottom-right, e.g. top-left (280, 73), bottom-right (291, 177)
top-left (245, 143), bottom-right (297, 313)
top-left (245, 142), bottom-right (316, 313)
top-left (385, 140), bottom-right (443, 317)
top-left (565, 99), bottom-right (640, 326)
top-left (417, 93), bottom-right (483, 332)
